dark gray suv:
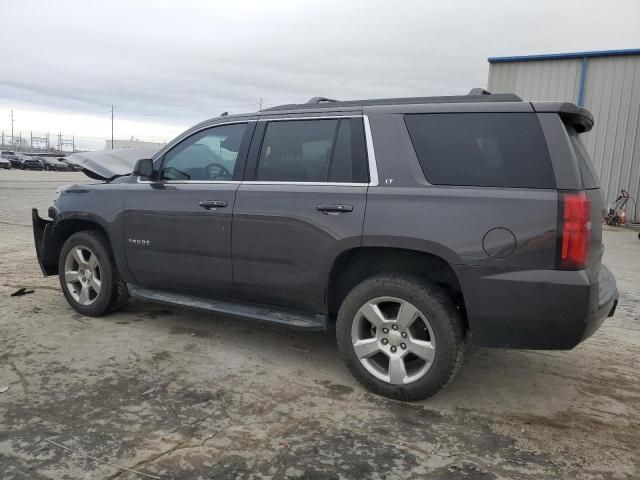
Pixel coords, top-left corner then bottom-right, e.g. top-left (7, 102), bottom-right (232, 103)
top-left (32, 90), bottom-right (618, 400)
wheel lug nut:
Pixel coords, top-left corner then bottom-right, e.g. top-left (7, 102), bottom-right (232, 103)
top-left (382, 328), bottom-right (389, 334)
top-left (401, 343), bottom-right (406, 350)
top-left (401, 332), bottom-right (407, 338)
top-left (392, 324), bottom-right (398, 330)
top-left (381, 338), bottom-right (388, 345)
top-left (390, 346), bottom-right (397, 353)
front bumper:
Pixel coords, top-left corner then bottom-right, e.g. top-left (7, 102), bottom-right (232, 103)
top-left (457, 264), bottom-right (618, 349)
top-left (32, 209), bottom-right (56, 276)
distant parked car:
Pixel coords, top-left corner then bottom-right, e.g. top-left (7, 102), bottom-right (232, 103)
top-left (0, 156), bottom-right (10, 169)
top-left (19, 155), bottom-right (44, 170)
top-left (58, 157), bottom-right (81, 172)
top-left (1, 151), bottom-right (21, 168)
top-left (9, 155), bottom-right (23, 168)
top-left (41, 157), bottom-right (69, 171)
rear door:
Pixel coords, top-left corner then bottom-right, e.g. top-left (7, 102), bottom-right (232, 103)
top-left (232, 115), bottom-right (371, 312)
top-left (123, 121), bottom-right (254, 296)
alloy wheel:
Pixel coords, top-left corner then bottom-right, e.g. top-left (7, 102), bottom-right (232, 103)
top-left (351, 296), bottom-right (436, 385)
top-left (64, 246), bottom-right (102, 305)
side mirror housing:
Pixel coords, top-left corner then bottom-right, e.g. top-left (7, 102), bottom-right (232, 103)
top-left (133, 158), bottom-right (154, 179)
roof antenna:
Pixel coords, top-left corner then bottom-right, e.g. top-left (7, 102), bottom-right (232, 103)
top-left (468, 88), bottom-right (491, 96)
top-left (220, 111), bottom-right (229, 116)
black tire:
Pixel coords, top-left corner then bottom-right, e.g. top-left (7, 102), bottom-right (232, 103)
top-left (44, 165), bottom-right (50, 171)
top-left (58, 230), bottom-right (129, 316)
top-left (336, 274), bottom-right (465, 401)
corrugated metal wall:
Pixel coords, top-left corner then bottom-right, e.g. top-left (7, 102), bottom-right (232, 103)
top-left (488, 55), bottom-right (640, 220)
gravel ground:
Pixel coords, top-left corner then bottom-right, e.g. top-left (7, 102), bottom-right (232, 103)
top-left (1, 169), bottom-right (639, 479)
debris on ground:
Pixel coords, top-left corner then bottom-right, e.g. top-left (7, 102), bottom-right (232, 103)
top-left (0, 386), bottom-right (9, 394)
top-left (11, 288), bottom-right (34, 297)
top-left (43, 439), bottom-right (160, 479)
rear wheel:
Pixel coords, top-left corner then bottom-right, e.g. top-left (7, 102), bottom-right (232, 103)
top-left (336, 275), bottom-right (465, 401)
top-left (58, 231), bottom-right (129, 316)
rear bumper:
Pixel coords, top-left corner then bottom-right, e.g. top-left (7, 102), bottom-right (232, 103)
top-left (32, 208), bottom-right (57, 276)
top-left (457, 264), bottom-right (618, 349)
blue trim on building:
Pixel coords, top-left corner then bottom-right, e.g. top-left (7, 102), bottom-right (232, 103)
top-left (577, 57), bottom-right (588, 107)
top-left (488, 48), bottom-right (640, 64)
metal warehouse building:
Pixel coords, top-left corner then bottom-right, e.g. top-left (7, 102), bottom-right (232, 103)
top-left (487, 49), bottom-right (640, 220)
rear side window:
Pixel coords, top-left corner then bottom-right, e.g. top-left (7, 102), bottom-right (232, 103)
top-left (566, 127), bottom-right (599, 189)
top-left (404, 113), bottom-right (556, 188)
top-left (256, 118), bottom-right (368, 183)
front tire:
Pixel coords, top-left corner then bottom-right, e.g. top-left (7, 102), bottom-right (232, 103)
top-left (58, 230), bottom-right (129, 316)
top-left (336, 275), bottom-right (465, 401)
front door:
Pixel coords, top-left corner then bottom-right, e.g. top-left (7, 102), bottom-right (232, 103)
top-left (232, 116), bottom-right (371, 312)
top-left (123, 121), bottom-right (254, 296)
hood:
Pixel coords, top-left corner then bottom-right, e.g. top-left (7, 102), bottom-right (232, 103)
top-left (68, 147), bottom-right (162, 180)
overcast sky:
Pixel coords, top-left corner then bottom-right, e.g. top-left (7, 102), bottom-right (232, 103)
top-left (1, 0), bottom-right (639, 150)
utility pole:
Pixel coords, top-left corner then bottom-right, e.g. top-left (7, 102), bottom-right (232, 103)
top-left (10, 110), bottom-right (14, 147)
top-left (259, 97), bottom-right (263, 110)
top-left (111, 105), bottom-right (114, 150)
top-left (72, 136), bottom-right (75, 153)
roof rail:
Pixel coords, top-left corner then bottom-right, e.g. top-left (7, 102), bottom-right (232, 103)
top-left (306, 96), bottom-right (338, 104)
top-left (468, 88), bottom-right (491, 96)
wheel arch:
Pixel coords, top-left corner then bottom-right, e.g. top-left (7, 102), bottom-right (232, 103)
top-left (42, 215), bottom-right (113, 275)
top-left (326, 247), bottom-right (468, 328)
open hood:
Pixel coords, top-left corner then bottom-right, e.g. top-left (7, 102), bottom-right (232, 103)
top-left (68, 147), bottom-right (162, 180)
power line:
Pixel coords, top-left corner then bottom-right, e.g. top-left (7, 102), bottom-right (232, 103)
top-left (111, 104), bottom-right (114, 150)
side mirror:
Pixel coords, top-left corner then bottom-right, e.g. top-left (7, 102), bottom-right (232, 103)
top-left (133, 158), bottom-right (154, 179)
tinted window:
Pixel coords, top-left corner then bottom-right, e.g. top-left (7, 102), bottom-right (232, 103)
top-left (567, 127), bottom-right (599, 189)
top-left (405, 113), bottom-right (555, 188)
top-left (256, 118), bottom-right (368, 183)
top-left (162, 123), bottom-right (247, 181)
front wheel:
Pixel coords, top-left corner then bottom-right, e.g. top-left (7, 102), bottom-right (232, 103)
top-left (58, 230), bottom-right (129, 316)
top-left (336, 275), bottom-right (465, 401)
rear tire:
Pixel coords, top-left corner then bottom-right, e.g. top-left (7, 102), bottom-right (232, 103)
top-left (336, 274), bottom-right (465, 401)
top-left (58, 230), bottom-right (129, 316)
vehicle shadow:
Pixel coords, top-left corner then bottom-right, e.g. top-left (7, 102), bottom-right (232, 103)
top-left (117, 299), bottom-right (591, 417)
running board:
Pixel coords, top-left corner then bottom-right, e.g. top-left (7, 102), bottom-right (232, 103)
top-left (127, 284), bottom-right (327, 331)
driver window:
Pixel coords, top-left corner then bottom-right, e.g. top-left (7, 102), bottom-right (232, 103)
top-left (161, 123), bottom-right (247, 181)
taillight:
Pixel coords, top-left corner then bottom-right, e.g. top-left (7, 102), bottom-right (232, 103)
top-left (558, 191), bottom-right (591, 269)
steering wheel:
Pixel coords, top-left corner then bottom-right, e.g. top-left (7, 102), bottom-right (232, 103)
top-left (204, 162), bottom-right (232, 180)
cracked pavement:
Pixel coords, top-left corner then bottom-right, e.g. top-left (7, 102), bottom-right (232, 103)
top-left (1, 170), bottom-right (639, 479)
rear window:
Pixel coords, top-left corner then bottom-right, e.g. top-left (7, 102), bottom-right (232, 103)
top-left (404, 113), bottom-right (556, 189)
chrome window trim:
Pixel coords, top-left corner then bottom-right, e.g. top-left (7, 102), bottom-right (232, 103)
top-left (136, 177), bottom-right (241, 185)
top-left (136, 115), bottom-right (379, 186)
top-left (241, 181), bottom-right (369, 187)
top-left (362, 115), bottom-right (379, 186)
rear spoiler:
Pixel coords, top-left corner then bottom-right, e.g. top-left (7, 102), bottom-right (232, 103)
top-left (531, 102), bottom-right (594, 133)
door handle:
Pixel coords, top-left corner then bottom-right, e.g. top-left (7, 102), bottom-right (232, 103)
top-left (316, 204), bottom-right (353, 214)
top-left (199, 200), bottom-right (228, 210)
